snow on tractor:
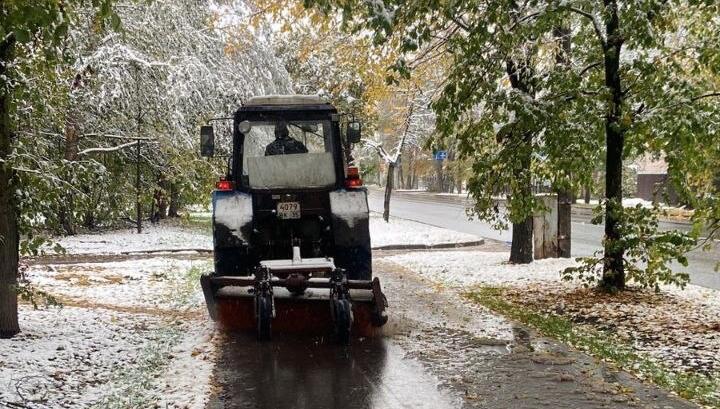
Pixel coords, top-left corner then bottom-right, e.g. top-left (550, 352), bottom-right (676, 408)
top-left (198, 95), bottom-right (387, 343)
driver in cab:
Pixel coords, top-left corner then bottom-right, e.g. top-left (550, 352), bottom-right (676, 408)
top-left (265, 121), bottom-right (308, 156)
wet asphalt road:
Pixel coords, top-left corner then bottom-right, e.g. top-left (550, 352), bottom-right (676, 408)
top-left (368, 189), bottom-right (720, 290)
top-left (206, 335), bottom-right (460, 409)
top-left (203, 187), bottom-right (705, 409)
top-left (206, 257), bottom-right (697, 409)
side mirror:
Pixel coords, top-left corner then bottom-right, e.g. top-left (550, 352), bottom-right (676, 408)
top-left (200, 126), bottom-right (215, 157)
top-left (347, 121), bottom-right (361, 144)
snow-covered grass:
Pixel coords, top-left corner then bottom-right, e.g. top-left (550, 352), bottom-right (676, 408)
top-left (155, 320), bottom-right (217, 409)
top-left (582, 197), bottom-right (694, 213)
top-left (383, 250), bottom-right (577, 287)
top-left (49, 222), bottom-right (212, 255)
top-left (467, 286), bottom-right (720, 407)
top-left (28, 258), bottom-right (208, 311)
top-left (0, 306), bottom-right (169, 407)
top-left (369, 213), bottom-right (481, 248)
top-left (2, 253), bottom-right (215, 408)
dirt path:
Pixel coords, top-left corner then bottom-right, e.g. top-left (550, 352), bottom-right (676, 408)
top-left (205, 257), bottom-right (697, 409)
top-left (24, 251), bottom-right (212, 266)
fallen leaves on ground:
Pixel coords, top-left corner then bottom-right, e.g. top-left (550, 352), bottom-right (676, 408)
top-left (503, 283), bottom-right (720, 376)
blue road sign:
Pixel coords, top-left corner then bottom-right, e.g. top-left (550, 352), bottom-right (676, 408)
top-left (434, 150), bottom-right (448, 160)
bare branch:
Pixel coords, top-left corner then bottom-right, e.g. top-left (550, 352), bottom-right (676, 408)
top-left (690, 92), bottom-right (720, 102)
top-left (77, 140), bottom-right (142, 156)
top-left (392, 100), bottom-right (416, 163)
top-left (448, 14), bottom-right (471, 32)
top-left (579, 62), bottom-right (601, 76)
top-left (510, 11), bottom-right (543, 30)
top-left (646, 91), bottom-right (720, 114)
top-left (567, 7), bottom-right (606, 47)
top-left (362, 139), bottom-right (394, 163)
top-left (79, 133), bottom-right (155, 141)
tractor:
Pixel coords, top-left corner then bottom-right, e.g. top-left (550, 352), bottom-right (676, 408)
top-left (198, 95), bottom-right (387, 343)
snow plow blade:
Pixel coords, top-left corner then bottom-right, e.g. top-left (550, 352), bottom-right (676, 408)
top-left (200, 267), bottom-right (388, 342)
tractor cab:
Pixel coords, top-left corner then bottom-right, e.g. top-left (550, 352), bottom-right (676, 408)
top-left (198, 95), bottom-right (385, 342)
top-left (202, 95), bottom-right (360, 191)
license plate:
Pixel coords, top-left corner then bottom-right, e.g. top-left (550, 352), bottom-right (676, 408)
top-left (277, 201), bottom-right (301, 219)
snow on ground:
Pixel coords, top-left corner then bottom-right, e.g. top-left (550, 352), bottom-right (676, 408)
top-left (382, 247), bottom-right (720, 388)
top-left (14, 209), bottom-right (715, 406)
top-left (3, 210), bottom-right (485, 407)
top-left (51, 223), bottom-right (212, 254)
top-left (50, 213), bottom-right (482, 256)
top-left (503, 282), bottom-right (720, 378)
top-left (156, 320), bottom-right (217, 409)
top-left (382, 250), bottom-right (577, 287)
top-left (0, 305), bottom-right (168, 408)
top-left (1, 251), bottom-right (215, 408)
top-left (369, 213), bottom-right (481, 248)
top-left (583, 197), bottom-right (691, 211)
top-left (28, 258), bottom-right (207, 311)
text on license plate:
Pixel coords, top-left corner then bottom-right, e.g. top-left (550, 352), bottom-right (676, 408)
top-left (277, 201), bottom-right (301, 219)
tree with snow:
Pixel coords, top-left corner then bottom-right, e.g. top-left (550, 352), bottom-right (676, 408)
top-left (2, 0), bottom-right (293, 338)
top-left (0, 0), bottom-right (118, 338)
top-left (306, 0), bottom-right (719, 286)
top-left (364, 79), bottom-right (438, 221)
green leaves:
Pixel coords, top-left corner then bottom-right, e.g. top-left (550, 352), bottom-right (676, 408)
top-left (13, 29), bottom-right (31, 43)
top-left (111, 13), bottom-right (122, 31)
top-left (563, 203), bottom-right (697, 291)
top-left (1, 0), bottom-right (119, 47)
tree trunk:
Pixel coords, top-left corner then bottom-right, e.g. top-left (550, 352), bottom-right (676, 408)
top-left (397, 158), bottom-right (405, 189)
top-left (432, 159), bottom-right (443, 192)
top-left (58, 71), bottom-right (87, 236)
top-left (510, 217), bottom-right (533, 263)
top-left (584, 183), bottom-right (591, 204)
top-left (154, 173), bottom-right (169, 221)
top-left (509, 133), bottom-right (534, 264)
top-left (405, 154), bottom-right (414, 189)
top-left (383, 162), bottom-right (395, 222)
top-left (557, 188), bottom-right (572, 258)
top-left (59, 125), bottom-right (79, 235)
top-left (135, 138), bottom-right (142, 234)
top-left (601, 0), bottom-right (626, 290)
top-left (83, 210), bottom-right (96, 229)
top-left (505, 57), bottom-right (535, 264)
top-left (0, 36), bottom-right (20, 338)
top-left (553, 26), bottom-right (572, 258)
top-left (168, 183), bottom-right (180, 217)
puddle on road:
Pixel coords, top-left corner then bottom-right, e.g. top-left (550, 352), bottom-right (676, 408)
top-left (207, 333), bottom-right (461, 409)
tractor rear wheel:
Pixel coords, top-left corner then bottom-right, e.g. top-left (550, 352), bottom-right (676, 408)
top-left (256, 295), bottom-right (272, 341)
top-left (333, 299), bottom-right (352, 345)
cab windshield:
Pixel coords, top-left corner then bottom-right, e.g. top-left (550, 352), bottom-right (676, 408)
top-left (241, 120), bottom-right (336, 189)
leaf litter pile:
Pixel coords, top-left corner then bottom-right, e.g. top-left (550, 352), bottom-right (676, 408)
top-left (503, 283), bottom-right (720, 376)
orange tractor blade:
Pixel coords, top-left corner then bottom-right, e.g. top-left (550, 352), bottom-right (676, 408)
top-left (201, 270), bottom-right (387, 342)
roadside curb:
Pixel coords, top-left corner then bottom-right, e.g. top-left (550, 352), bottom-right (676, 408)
top-left (372, 239), bottom-right (485, 251)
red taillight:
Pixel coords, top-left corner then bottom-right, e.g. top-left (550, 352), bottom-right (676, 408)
top-left (346, 166), bottom-right (360, 178)
top-left (345, 178), bottom-right (363, 188)
top-left (215, 179), bottom-right (234, 191)
top-left (345, 166), bottom-right (363, 188)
